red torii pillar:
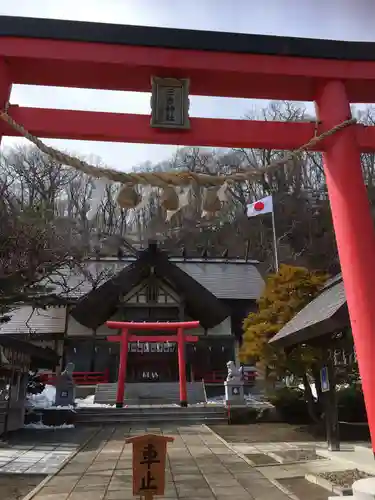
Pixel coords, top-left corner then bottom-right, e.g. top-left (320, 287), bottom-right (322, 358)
top-left (0, 60), bottom-right (12, 142)
top-left (316, 81), bottom-right (375, 451)
top-left (106, 321), bottom-right (200, 408)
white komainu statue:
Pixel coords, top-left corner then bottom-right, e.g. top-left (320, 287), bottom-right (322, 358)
top-left (226, 361), bottom-right (243, 382)
top-left (62, 362), bottom-right (75, 379)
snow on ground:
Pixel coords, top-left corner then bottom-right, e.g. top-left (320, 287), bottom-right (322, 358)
top-left (75, 395), bottom-right (115, 408)
top-left (24, 421), bottom-right (74, 430)
top-left (27, 385), bottom-right (116, 409)
top-left (27, 384), bottom-right (273, 409)
top-left (26, 385), bottom-right (56, 409)
top-left (191, 394), bottom-right (273, 408)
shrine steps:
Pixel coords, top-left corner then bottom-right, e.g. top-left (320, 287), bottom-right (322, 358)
top-left (94, 382), bottom-right (207, 405)
top-left (75, 405), bottom-right (227, 425)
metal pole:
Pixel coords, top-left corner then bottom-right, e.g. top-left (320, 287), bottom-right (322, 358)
top-left (271, 209), bottom-right (279, 272)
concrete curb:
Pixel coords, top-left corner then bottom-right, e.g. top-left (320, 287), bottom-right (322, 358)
top-left (202, 424), bottom-right (298, 500)
top-left (267, 450), bottom-right (328, 466)
top-left (21, 426), bottom-right (102, 500)
top-left (305, 472), bottom-right (352, 496)
top-left (316, 448), bottom-right (375, 476)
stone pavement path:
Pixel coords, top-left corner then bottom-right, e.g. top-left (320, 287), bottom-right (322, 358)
top-left (0, 427), bottom-right (96, 475)
top-left (33, 425), bottom-right (293, 500)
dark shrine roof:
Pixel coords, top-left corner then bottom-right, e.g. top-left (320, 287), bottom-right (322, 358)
top-left (45, 257), bottom-right (264, 302)
top-left (70, 246), bottom-right (239, 330)
top-left (269, 275), bottom-right (348, 348)
top-left (0, 335), bottom-right (60, 369)
top-left (0, 16), bottom-right (375, 62)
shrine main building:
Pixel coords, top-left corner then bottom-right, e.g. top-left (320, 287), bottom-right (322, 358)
top-left (1, 243), bottom-right (264, 385)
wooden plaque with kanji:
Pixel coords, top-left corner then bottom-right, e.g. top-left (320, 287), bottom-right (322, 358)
top-left (126, 434), bottom-right (174, 497)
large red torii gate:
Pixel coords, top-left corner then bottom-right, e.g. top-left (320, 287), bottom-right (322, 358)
top-left (106, 321), bottom-right (199, 407)
top-left (1, 16), bottom-right (375, 448)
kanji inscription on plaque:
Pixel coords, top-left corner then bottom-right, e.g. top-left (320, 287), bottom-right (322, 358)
top-left (126, 433), bottom-right (174, 498)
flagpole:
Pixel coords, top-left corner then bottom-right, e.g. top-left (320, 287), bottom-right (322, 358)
top-left (246, 195), bottom-right (279, 272)
top-left (271, 208), bottom-right (279, 272)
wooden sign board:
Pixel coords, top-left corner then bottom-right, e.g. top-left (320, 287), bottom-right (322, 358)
top-left (150, 77), bottom-right (190, 130)
top-left (126, 434), bottom-right (174, 498)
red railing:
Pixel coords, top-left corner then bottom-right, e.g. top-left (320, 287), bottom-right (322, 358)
top-left (39, 370), bottom-right (109, 386)
top-left (38, 369), bottom-right (256, 386)
top-left (196, 370), bottom-right (257, 384)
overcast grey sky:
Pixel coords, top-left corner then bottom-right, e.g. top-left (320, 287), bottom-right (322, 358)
top-left (0, 0), bottom-right (374, 170)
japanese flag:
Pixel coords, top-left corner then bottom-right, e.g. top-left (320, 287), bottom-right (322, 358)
top-left (246, 195), bottom-right (273, 217)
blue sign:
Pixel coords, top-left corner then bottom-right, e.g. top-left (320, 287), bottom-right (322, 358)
top-left (320, 366), bottom-right (330, 393)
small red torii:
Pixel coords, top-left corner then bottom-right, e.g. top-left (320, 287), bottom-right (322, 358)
top-left (106, 321), bottom-right (200, 407)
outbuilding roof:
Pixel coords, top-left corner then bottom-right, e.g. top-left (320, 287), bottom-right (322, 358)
top-left (269, 275), bottom-right (348, 348)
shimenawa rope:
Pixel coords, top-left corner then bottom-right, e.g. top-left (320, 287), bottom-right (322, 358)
top-left (0, 109), bottom-right (356, 187)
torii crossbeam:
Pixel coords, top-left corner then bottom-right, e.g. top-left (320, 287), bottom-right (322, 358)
top-left (2, 16), bottom-right (375, 451)
top-left (106, 321), bottom-right (199, 407)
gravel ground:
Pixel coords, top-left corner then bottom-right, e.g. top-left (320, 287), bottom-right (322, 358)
top-left (319, 469), bottom-right (373, 489)
top-left (274, 449), bottom-right (324, 462)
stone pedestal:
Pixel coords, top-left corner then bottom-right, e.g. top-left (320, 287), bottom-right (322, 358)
top-left (224, 380), bottom-right (245, 405)
top-left (54, 363), bottom-right (76, 407)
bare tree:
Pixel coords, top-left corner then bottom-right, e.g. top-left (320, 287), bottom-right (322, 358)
top-left (3, 101), bottom-right (375, 274)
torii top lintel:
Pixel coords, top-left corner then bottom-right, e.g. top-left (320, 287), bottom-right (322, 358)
top-left (1, 16), bottom-right (375, 103)
top-left (2, 16), bottom-right (375, 152)
top-left (106, 321), bottom-right (200, 331)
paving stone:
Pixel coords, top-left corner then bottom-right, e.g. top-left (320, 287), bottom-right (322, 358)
top-left (69, 493), bottom-right (105, 500)
top-left (30, 424), bottom-right (298, 500)
top-left (104, 492), bottom-right (134, 500)
top-left (41, 486), bottom-right (74, 495)
top-left (33, 495), bottom-right (70, 500)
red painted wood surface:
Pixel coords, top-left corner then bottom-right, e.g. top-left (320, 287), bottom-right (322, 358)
top-left (107, 335), bottom-right (198, 343)
top-left (196, 370), bottom-right (256, 384)
top-left (316, 80), bottom-right (375, 451)
top-left (1, 29), bottom-right (375, 448)
top-left (2, 106), bottom-right (375, 152)
top-left (0, 59), bottom-right (11, 142)
top-left (39, 370), bottom-right (110, 386)
top-left (115, 328), bottom-right (129, 406)
top-left (106, 321), bottom-right (200, 406)
top-left (39, 369), bottom-right (256, 386)
top-left (2, 36), bottom-right (375, 102)
top-left (106, 321), bottom-right (200, 330)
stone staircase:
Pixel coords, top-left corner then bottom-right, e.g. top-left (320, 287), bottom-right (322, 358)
top-left (75, 405), bottom-right (227, 425)
top-left (94, 382), bottom-right (207, 405)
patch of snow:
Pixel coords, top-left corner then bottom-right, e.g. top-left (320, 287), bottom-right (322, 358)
top-left (27, 386), bottom-right (117, 410)
top-left (26, 385), bottom-right (56, 409)
top-left (75, 394), bottom-right (115, 408)
top-left (186, 393), bottom-right (273, 408)
top-left (24, 421), bottom-right (74, 430)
